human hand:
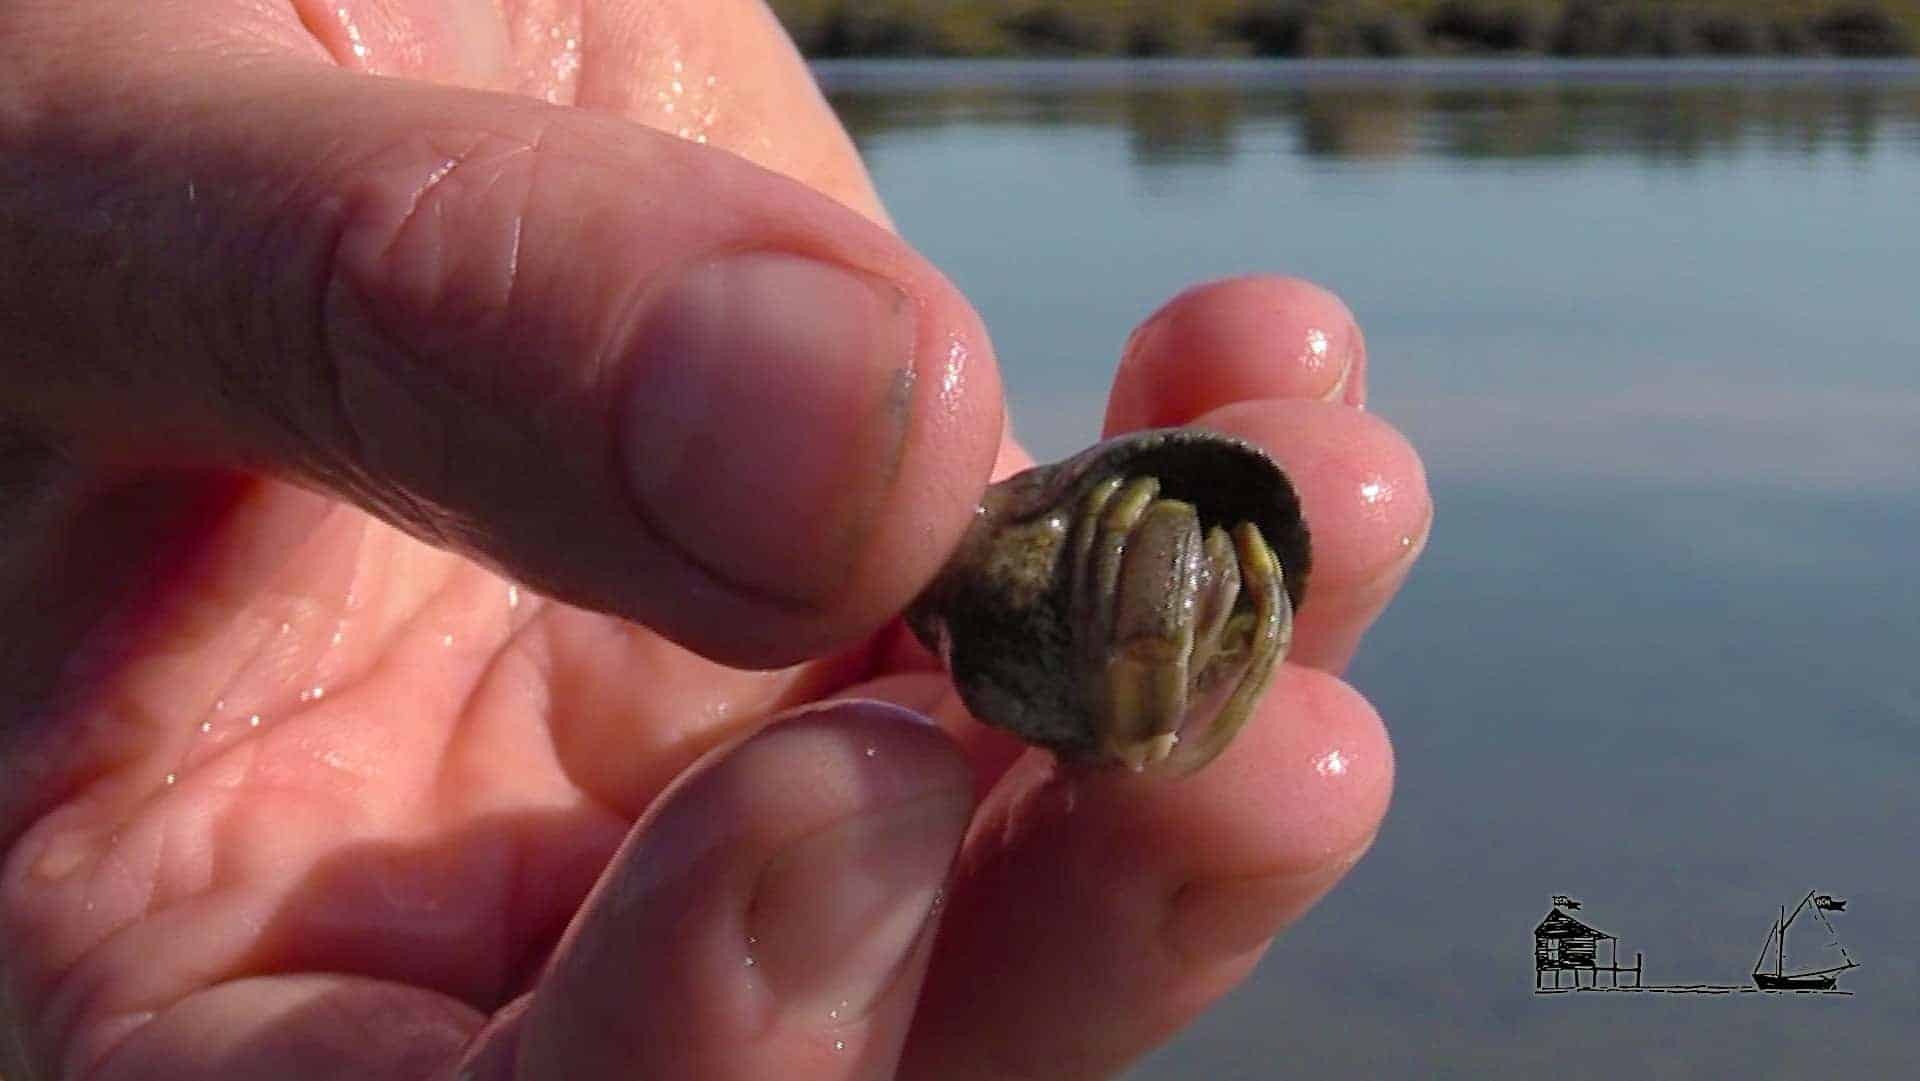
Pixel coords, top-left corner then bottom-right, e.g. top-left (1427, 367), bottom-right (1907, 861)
top-left (0, 3), bottom-right (1429, 1078)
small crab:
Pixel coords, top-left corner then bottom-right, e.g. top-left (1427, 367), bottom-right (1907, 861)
top-left (906, 428), bottom-right (1310, 775)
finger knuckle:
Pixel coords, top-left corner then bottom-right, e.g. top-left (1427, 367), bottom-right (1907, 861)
top-left (323, 127), bottom-right (541, 351)
top-left (307, 126), bottom-right (551, 541)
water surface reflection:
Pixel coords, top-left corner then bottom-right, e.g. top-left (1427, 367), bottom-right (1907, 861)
top-left (825, 59), bottom-right (1920, 166)
top-left (820, 61), bottom-right (1920, 1080)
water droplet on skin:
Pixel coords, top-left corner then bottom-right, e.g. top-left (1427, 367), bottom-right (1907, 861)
top-left (1305, 327), bottom-right (1330, 368)
top-left (1315, 750), bottom-right (1349, 777)
top-left (249, 714), bottom-right (262, 728)
top-left (213, 698), bottom-right (226, 712)
top-left (507, 584), bottom-right (521, 610)
top-left (1359, 479), bottom-right (1386, 503)
top-left (833, 1040), bottom-right (846, 1052)
top-left (1400, 534), bottom-right (1415, 549)
top-left (163, 773), bottom-right (176, 785)
top-left (743, 955), bottom-right (756, 968)
top-left (278, 622), bottom-right (291, 635)
top-left (441, 633), bottom-right (455, 647)
top-left (311, 686), bottom-right (325, 700)
top-left (331, 630), bottom-right (344, 646)
top-left (199, 721), bottom-right (213, 734)
top-left (864, 746), bottom-right (878, 758)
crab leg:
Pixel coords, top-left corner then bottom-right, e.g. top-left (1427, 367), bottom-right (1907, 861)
top-left (1066, 476), bottom-right (1147, 761)
top-left (1067, 475), bottom-right (1125, 643)
top-left (1184, 525), bottom-right (1242, 689)
top-left (1076, 475), bottom-right (1157, 686)
top-left (1101, 499), bottom-right (1204, 770)
top-left (1173, 522), bottom-right (1290, 772)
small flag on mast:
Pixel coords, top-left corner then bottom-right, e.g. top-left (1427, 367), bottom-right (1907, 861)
top-left (1552, 895), bottom-right (1583, 910)
top-left (1813, 894), bottom-right (1847, 911)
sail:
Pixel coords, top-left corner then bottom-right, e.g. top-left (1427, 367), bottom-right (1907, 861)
top-left (1753, 891), bottom-right (1857, 981)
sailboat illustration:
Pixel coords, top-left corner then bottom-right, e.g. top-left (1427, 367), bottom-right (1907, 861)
top-left (1752, 890), bottom-right (1858, 990)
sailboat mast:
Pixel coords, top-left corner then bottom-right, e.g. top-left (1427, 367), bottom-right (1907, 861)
top-left (1777, 905), bottom-right (1785, 977)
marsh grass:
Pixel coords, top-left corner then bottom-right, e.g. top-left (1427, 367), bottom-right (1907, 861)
top-left (771, 0), bottom-right (1919, 57)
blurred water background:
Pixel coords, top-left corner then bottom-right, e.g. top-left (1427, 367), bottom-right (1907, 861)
top-left (817, 59), bottom-right (1920, 1079)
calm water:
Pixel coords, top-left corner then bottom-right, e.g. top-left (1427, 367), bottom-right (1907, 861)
top-left (819, 60), bottom-right (1920, 1079)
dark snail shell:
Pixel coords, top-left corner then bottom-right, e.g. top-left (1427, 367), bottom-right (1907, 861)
top-left (906, 428), bottom-right (1310, 770)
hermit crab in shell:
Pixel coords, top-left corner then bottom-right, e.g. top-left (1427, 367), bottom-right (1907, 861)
top-left (906, 428), bottom-right (1311, 775)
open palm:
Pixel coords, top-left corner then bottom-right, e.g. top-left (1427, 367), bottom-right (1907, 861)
top-left (0, 4), bottom-right (1428, 1079)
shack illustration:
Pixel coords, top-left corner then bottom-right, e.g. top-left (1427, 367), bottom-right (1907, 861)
top-left (1534, 901), bottom-right (1642, 990)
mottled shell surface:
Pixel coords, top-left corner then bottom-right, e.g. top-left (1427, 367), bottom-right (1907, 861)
top-left (906, 427), bottom-right (1310, 767)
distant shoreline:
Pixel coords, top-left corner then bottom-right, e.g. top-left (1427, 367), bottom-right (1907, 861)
top-left (809, 56), bottom-right (1920, 89)
top-left (770, 2), bottom-right (1917, 59)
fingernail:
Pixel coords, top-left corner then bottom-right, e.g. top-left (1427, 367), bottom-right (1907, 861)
top-left (748, 786), bottom-right (969, 1020)
top-left (1341, 320), bottom-right (1367, 409)
top-left (620, 253), bottom-right (920, 606)
top-left (1314, 322), bottom-right (1358, 405)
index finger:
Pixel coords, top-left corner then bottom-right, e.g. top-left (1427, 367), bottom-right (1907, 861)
top-left (1105, 276), bottom-right (1430, 671)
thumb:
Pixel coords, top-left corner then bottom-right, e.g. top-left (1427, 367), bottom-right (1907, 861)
top-left (0, 57), bottom-right (1001, 668)
top-left (458, 701), bottom-right (972, 1080)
